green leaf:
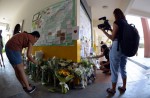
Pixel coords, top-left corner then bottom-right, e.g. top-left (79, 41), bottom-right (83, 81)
top-left (48, 88), bottom-right (56, 92)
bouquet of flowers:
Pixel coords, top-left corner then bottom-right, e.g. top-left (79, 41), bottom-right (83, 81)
top-left (55, 69), bottom-right (74, 94)
top-left (47, 56), bottom-right (59, 91)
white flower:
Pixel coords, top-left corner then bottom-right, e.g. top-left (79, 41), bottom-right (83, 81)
top-left (41, 65), bottom-right (47, 70)
top-left (59, 63), bottom-right (66, 67)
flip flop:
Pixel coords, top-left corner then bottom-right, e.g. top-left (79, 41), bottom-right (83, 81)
top-left (106, 88), bottom-right (116, 95)
top-left (118, 86), bottom-right (126, 92)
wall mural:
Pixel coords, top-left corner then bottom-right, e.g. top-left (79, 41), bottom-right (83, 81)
top-left (32, 0), bottom-right (77, 46)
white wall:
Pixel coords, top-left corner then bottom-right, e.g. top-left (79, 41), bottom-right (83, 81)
top-left (11, 0), bottom-right (62, 33)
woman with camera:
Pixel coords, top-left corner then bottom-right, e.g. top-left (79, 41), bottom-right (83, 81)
top-left (100, 8), bottom-right (127, 95)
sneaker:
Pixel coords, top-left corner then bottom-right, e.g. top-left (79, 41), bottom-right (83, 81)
top-left (26, 86), bottom-right (36, 93)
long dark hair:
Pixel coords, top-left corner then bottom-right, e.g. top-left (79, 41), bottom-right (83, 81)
top-left (13, 24), bottom-right (21, 35)
top-left (0, 30), bottom-right (2, 38)
top-left (113, 8), bottom-right (126, 21)
top-left (29, 31), bottom-right (40, 38)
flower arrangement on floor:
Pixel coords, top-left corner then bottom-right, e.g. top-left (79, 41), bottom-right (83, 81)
top-left (55, 69), bottom-right (74, 93)
top-left (25, 56), bottom-right (96, 94)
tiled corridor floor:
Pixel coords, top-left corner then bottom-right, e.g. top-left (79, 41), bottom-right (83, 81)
top-left (0, 53), bottom-right (150, 98)
top-left (129, 57), bottom-right (150, 69)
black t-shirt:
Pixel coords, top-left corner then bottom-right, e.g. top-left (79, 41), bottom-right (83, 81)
top-left (114, 19), bottom-right (126, 39)
top-left (103, 48), bottom-right (109, 61)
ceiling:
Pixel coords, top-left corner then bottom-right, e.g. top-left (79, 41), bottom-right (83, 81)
top-left (0, 0), bottom-right (29, 23)
top-left (86, 0), bottom-right (150, 21)
top-left (0, 0), bottom-right (150, 24)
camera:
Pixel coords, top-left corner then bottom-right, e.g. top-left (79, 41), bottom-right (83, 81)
top-left (98, 16), bottom-right (111, 32)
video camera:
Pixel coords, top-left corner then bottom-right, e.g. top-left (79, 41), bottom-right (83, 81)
top-left (97, 16), bottom-right (111, 32)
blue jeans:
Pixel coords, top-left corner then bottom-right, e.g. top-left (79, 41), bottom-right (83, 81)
top-left (5, 47), bottom-right (22, 67)
top-left (109, 40), bottom-right (127, 83)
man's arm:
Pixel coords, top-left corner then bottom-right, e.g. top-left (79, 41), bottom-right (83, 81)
top-left (101, 61), bottom-right (110, 66)
top-left (27, 42), bottom-right (38, 65)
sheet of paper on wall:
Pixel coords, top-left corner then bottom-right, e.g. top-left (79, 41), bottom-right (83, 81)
top-left (67, 28), bottom-right (73, 34)
top-left (61, 28), bottom-right (66, 32)
top-left (67, 20), bottom-right (71, 25)
top-left (47, 42), bottom-right (52, 45)
top-left (81, 49), bottom-right (85, 58)
top-left (72, 26), bottom-right (79, 40)
top-left (55, 37), bottom-right (61, 44)
top-left (90, 47), bottom-right (94, 54)
top-left (79, 29), bottom-right (84, 40)
top-left (46, 36), bottom-right (53, 43)
top-left (67, 20), bottom-right (72, 28)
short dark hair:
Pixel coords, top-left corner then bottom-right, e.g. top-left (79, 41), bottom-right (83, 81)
top-left (30, 31), bottom-right (40, 38)
top-left (101, 44), bottom-right (108, 50)
top-left (101, 44), bottom-right (109, 52)
top-left (0, 30), bottom-right (2, 38)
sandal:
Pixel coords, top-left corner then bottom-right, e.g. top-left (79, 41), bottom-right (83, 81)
top-left (106, 88), bottom-right (116, 94)
top-left (118, 86), bottom-right (126, 92)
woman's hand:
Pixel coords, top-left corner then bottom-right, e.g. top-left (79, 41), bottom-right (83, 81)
top-left (100, 28), bottom-right (105, 33)
top-left (35, 61), bottom-right (39, 65)
top-left (87, 56), bottom-right (92, 59)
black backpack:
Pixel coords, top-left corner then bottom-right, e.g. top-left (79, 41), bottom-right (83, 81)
top-left (118, 20), bottom-right (140, 57)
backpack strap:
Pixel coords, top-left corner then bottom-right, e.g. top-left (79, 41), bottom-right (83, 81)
top-left (117, 41), bottom-right (119, 51)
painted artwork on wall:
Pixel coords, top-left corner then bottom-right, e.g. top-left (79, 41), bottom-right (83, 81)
top-left (32, 0), bottom-right (77, 46)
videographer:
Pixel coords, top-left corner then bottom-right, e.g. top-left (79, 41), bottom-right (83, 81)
top-left (99, 8), bottom-right (127, 95)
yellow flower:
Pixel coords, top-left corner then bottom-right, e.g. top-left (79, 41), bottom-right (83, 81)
top-left (58, 69), bottom-right (71, 77)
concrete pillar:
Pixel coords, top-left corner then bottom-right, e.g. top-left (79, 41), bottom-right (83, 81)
top-left (141, 18), bottom-right (150, 57)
